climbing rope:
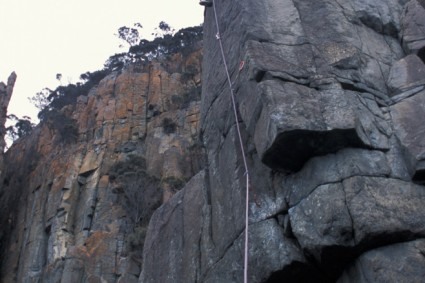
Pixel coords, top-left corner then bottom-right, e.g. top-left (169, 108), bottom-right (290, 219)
top-left (211, 1), bottom-right (250, 282)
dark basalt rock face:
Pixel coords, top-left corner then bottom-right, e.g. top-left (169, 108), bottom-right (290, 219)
top-left (1, 0), bottom-right (425, 282)
top-left (141, 0), bottom-right (425, 282)
top-left (337, 239), bottom-right (425, 282)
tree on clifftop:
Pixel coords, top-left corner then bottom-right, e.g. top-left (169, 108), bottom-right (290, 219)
top-left (152, 21), bottom-right (174, 38)
top-left (27, 22), bottom-right (203, 126)
top-left (116, 22), bottom-right (143, 48)
top-left (5, 114), bottom-right (35, 142)
top-left (28, 88), bottom-right (51, 111)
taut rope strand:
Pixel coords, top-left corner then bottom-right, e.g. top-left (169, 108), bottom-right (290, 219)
top-left (211, 1), bottom-right (250, 282)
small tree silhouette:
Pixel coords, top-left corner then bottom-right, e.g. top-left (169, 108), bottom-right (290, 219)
top-left (162, 118), bottom-right (177, 134)
top-left (5, 114), bottom-right (35, 142)
top-left (116, 23), bottom-right (143, 48)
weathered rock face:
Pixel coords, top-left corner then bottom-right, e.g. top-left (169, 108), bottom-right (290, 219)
top-left (0, 72), bottom-right (17, 175)
top-left (2, 0), bottom-right (425, 282)
top-left (141, 0), bottom-right (425, 282)
top-left (0, 48), bottom-right (203, 282)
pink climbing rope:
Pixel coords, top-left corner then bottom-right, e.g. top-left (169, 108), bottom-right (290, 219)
top-left (211, 1), bottom-right (250, 282)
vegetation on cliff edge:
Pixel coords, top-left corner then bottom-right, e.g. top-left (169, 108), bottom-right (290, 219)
top-left (12, 22), bottom-right (202, 146)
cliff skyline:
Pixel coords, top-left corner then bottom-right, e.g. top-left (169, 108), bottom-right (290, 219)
top-left (0, 0), bottom-right (203, 122)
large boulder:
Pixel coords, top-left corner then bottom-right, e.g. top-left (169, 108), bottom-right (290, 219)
top-left (254, 80), bottom-right (390, 172)
top-left (391, 90), bottom-right (425, 183)
top-left (337, 239), bottom-right (425, 283)
top-left (289, 176), bottom-right (425, 278)
top-left (387, 54), bottom-right (425, 96)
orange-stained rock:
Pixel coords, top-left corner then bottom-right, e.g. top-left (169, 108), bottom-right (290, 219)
top-left (0, 47), bottom-right (204, 283)
top-left (79, 150), bottom-right (103, 176)
top-left (102, 99), bottom-right (116, 121)
top-left (98, 175), bottom-right (109, 189)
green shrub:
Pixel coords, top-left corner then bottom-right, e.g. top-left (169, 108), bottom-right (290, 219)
top-left (36, 69), bottom-right (109, 121)
top-left (109, 155), bottom-right (147, 180)
top-left (171, 85), bottom-right (201, 109)
top-left (162, 176), bottom-right (185, 191)
top-left (109, 155), bottom-right (161, 226)
top-left (162, 118), bottom-right (177, 134)
top-left (128, 25), bottom-right (203, 62)
top-left (127, 225), bottom-right (148, 249)
top-left (41, 109), bottom-right (78, 144)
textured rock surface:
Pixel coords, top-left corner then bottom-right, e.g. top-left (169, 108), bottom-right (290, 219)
top-left (140, 170), bottom-right (207, 283)
top-left (337, 239), bottom-right (425, 283)
top-left (387, 54), bottom-right (425, 95)
top-left (289, 176), bottom-right (425, 276)
top-left (141, 0), bottom-right (425, 282)
top-left (391, 89), bottom-right (425, 183)
top-left (0, 48), bottom-right (203, 282)
top-left (2, 0), bottom-right (425, 282)
top-left (400, 0), bottom-right (425, 54)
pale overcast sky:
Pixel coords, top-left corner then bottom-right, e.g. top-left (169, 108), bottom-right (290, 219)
top-left (0, 0), bottom-right (204, 122)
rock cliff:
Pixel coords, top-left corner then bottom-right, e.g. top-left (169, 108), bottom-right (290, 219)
top-left (0, 48), bottom-right (203, 282)
top-left (141, 0), bottom-right (425, 282)
top-left (1, 0), bottom-right (425, 282)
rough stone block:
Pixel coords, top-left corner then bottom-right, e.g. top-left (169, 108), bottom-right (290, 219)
top-left (387, 54), bottom-right (425, 96)
top-left (337, 239), bottom-right (425, 283)
top-left (289, 176), bottom-right (425, 277)
top-left (254, 80), bottom-right (389, 172)
top-left (391, 90), bottom-right (425, 158)
top-left (79, 150), bottom-right (103, 177)
top-left (285, 148), bottom-right (391, 206)
top-left (203, 219), bottom-right (313, 283)
top-left (141, 171), bottom-right (206, 283)
top-left (400, 0), bottom-right (425, 54)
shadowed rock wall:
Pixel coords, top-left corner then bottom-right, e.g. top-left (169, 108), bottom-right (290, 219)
top-left (141, 0), bottom-right (425, 282)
